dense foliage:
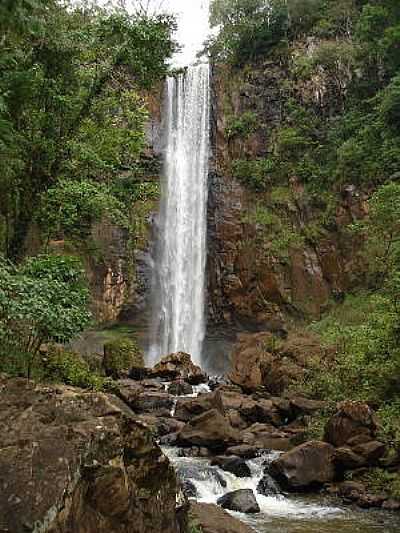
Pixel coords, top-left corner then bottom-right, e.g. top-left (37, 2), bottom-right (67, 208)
top-left (0, 0), bottom-right (176, 256)
top-left (0, 254), bottom-right (91, 377)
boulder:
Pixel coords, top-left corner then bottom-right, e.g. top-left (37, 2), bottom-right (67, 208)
top-left (334, 447), bottom-right (366, 470)
top-left (0, 376), bottom-right (185, 533)
top-left (269, 441), bottom-right (336, 491)
top-left (151, 352), bottom-right (207, 384)
top-left (129, 391), bottom-right (174, 417)
top-left (174, 390), bottom-right (224, 422)
top-left (177, 409), bottom-right (239, 452)
top-left (229, 331), bottom-right (326, 394)
top-left (189, 502), bottom-right (256, 533)
top-left (352, 441), bottom-right (386, 464)
top-left (211, 456), bottom-right (251, 478)
top-left (257, 473), bottom-right (281, 496)
top-left (225, 445), bottom-right (260, 459)
top-left (168, 380), bottom-right (193, 396)
top-left (103, 337), bottom-right (144, 378)
top-left (324, 401), bottom-right (377, 448)
top-left (289, 397), bottom-right (327, 417)
top-left (241, 423), bottom-right (294, 451)
top-left (217, 489), bottom-right (260, 514)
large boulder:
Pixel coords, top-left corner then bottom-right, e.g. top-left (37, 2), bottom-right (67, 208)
top-left (229, 331), bottom-right (327, 394)
top-left (151, 352), bottom-right (207, 384)
top-left (269, 441), bottom-right (336, 491)
top-left (217, 489), bottom-right (260, 514)
top-left (177, 409), bottom-right (239, 452)
top-left (324, 401), bottom-right (378, 448)
top-left (241, 423), bottom-right (294, 451)
top-left (217, 388), bottom-right (282, 426)
top-left (189, 502), bottom-right (255, 533)
top-left (0, 376), bottom-right (186, 533)
top-left (174, 390), bottom-right (224, 422)
top-left (103, 337), bottom-right (144, 378)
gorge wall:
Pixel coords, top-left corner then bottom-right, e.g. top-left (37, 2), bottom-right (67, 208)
top-left (207, 54), bottom-right (369, 332)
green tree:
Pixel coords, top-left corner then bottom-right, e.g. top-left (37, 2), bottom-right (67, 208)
top-left (0, 254), bottom-right (91, 377)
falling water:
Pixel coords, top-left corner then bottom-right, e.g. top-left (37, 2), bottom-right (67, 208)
top-left (148, 64), bottom-right (210, 367)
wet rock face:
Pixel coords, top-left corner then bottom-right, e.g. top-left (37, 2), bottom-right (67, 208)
top-left (269, 441), bottom-right (336, 491)
top-left (0, 376), bottom-right (185, 533)
top-left (217, 489), bottom-right (260, 514)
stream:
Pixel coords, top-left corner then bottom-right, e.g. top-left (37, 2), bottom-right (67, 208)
top-left (163, 447), bottom-right (400, 533)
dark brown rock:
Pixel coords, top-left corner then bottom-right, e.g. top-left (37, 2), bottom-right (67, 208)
top-left (168, 380), bottom-right (193, 396)
top-left (324, 401), bottom-right (377, 448)
top-left (174, 390), bottom-right (224, 422)
top-left (241, 423), bottom-right (294, 451)
top-left (269, 441), bottom-right (336, 491)
top-left (0, 376), bottom-right (185, 533)
top-left (225, 445), bottom-right (260, 459)
top-left (211, 456), bottom-right (251, 478)
top-left (334, 447), bottom-right (366, 470)
top-left (382, 499), bottom-right (400, 511)
top-left (177, 409), bottom-right (239, 451)
top-left (352, 441), bottom-right (386, 464)
top-left (217, 489), bottom-right (260, 514)
top-left (151, 352), bottom-right (207, 384)
top-left (129, 391), bottom-right (174, 417)
top-left (189, 502), bottom-right (256, 533)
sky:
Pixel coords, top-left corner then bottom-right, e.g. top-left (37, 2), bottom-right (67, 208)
top-left (163, 0), bottom-right (211, 67)
top-left (96, 0), bottom-right (211, 67)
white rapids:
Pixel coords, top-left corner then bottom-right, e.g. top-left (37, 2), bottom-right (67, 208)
top-left (148, 63), bottom-right (210, 367)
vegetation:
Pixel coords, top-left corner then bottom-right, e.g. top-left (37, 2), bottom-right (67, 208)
top-left (0, 0), bottom-right (176, 256)
top-left (0, 254), bottom-right (91, 377)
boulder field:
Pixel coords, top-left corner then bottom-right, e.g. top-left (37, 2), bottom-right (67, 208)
top-left (1, 352), bottom-right (398, 533)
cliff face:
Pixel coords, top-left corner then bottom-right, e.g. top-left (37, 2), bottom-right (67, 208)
top-left (207, 60), bottom-right (368, 330)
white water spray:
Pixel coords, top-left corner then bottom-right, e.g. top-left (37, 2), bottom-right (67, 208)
top-left (148, 64), bottom-right (210, 366)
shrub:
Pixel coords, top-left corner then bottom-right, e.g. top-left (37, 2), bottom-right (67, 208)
top-left (232, 158), bottom-right (274, 191)
top-left (43, 348), bottom-right (107, 390)
top-left (0, 254), bottom-right (91, 377)
top-left (225, 111), bottom-right (258, 140)
top-left (103, 337), bottom-right (144, 378)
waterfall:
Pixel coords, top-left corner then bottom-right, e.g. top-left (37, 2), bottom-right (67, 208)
top-left (148, 63), bottom-right (210, 367)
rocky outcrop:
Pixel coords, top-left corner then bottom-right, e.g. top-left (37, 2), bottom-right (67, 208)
top-left (211, 456), bottom-right (251, 478)
top-left (151, 352), bottom-right (207, 384)
top-left (229, 330), bottom-right (329, 393)
top-left (189, 502), bottom-right (256, 533)
top-left (0, 376), bottom-right (186, 533)
top-left (269, 441), bottom-right (336, 491)
top-left (177, 409), bottom-right (239, 452)
top-left (324, 401), bottom-right (378, 447)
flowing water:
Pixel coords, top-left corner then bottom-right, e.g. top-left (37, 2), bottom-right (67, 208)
top-left (163, 446), bottom-right (400, 533)
top-left (148, 64), bottom-right (210, 367)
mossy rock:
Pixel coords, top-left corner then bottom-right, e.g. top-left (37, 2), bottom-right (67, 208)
top-left (103, 337), bottom-right (144, 378)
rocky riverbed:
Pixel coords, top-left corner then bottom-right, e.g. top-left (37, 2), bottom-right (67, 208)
top-left (1, 352), bottom-right (399, 533)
